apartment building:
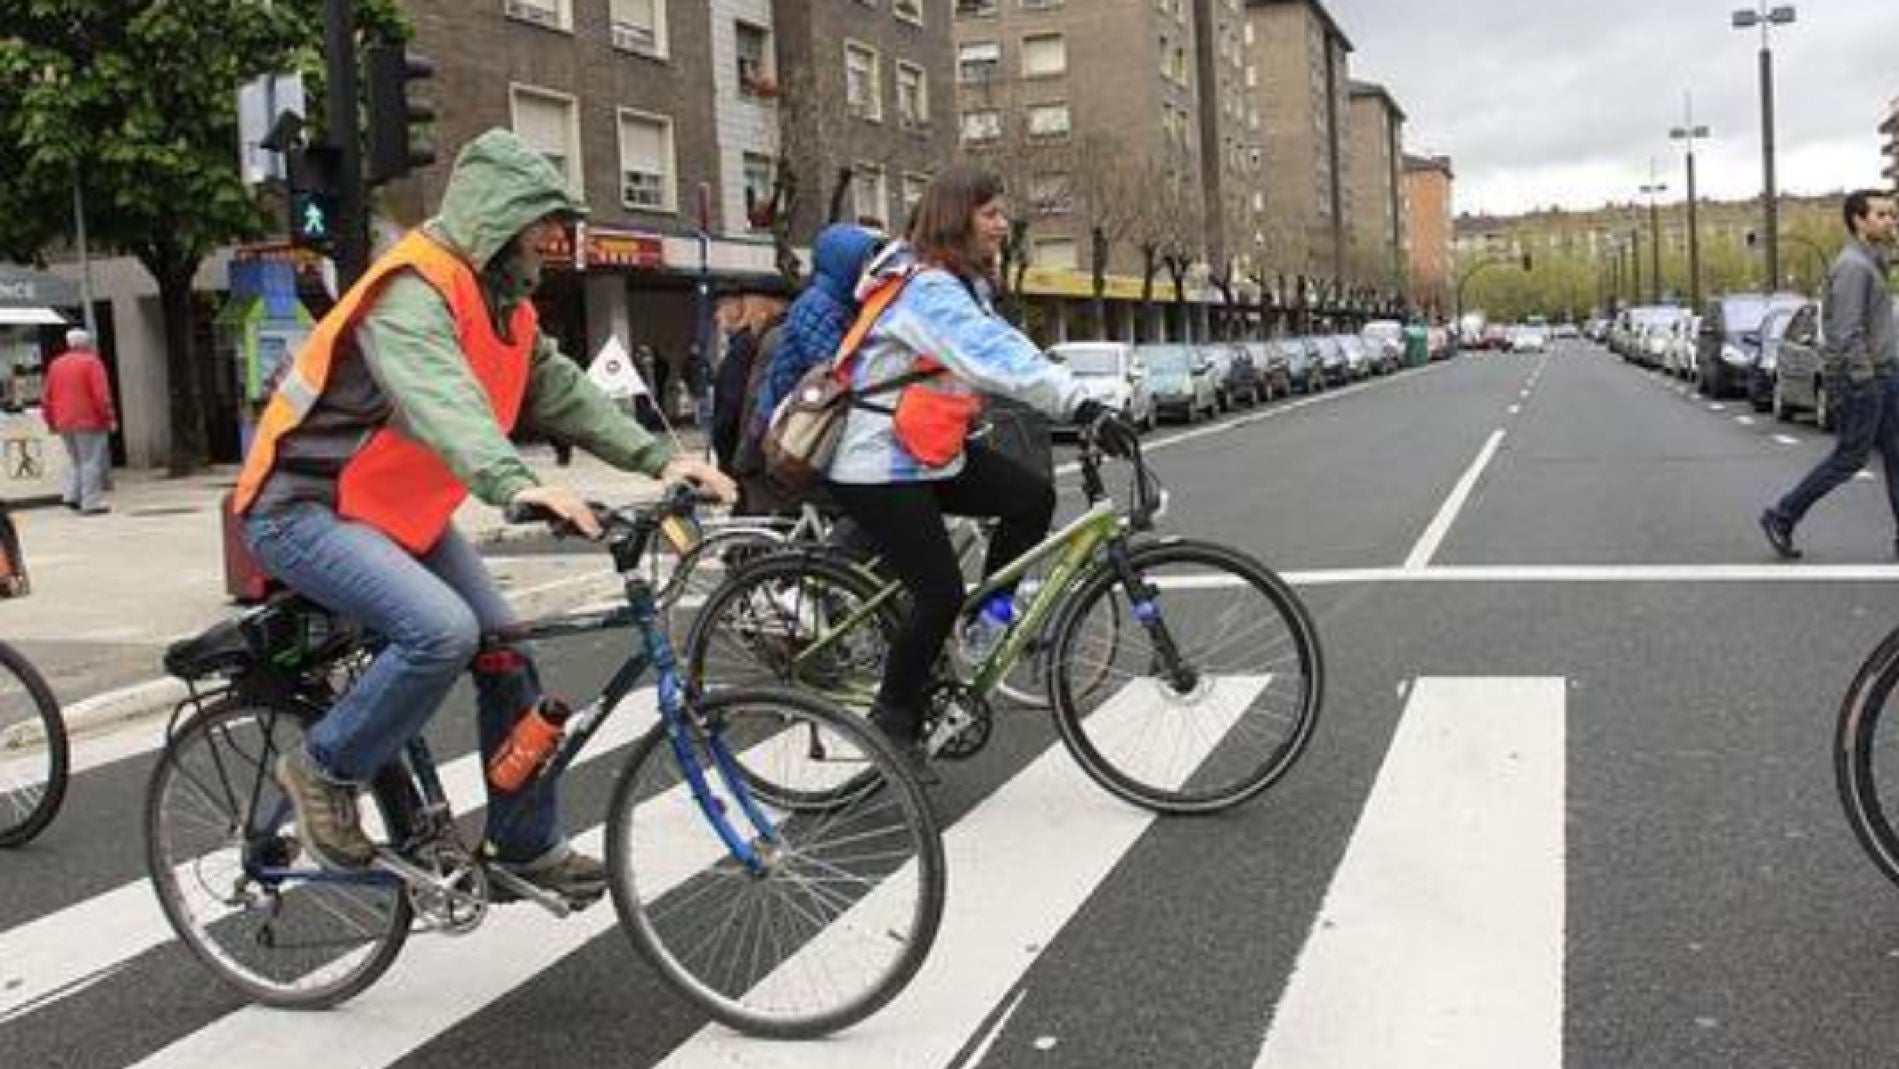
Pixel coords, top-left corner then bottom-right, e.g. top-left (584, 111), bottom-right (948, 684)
top-left (1193, 0), bottom-right (1267, 281)
top-left (1882, 95), bottom-right (1898, 190)
top-left (1245, 0), bottom-right (1351, 286)
top-left (1345, 81), bottom-right (1405, 294)
top-left (1402, 153), bottom-right (1453, 317)
top-left (774, 0), bottom-right (957, 240)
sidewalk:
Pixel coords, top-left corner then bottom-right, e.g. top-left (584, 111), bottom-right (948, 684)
top-left (0, 436), bottom-right (704, 740)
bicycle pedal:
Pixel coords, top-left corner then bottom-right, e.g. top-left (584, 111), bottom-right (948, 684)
top-left (485, 864), bottom-right (578, 918)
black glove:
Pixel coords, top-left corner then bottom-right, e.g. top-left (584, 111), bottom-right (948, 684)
top-left (1072, 399), bottom-right (1140, 459)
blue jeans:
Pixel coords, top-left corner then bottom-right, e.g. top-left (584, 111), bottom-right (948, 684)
top-left (243, 505), bottom-right (558, 861)
top-left (1775, 373), bottom-right (1899, 528)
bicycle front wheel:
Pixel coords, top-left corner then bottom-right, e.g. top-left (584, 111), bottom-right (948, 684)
top-left (606, 687), bottom-right (945, 1039)
top-left (0, 641), bottom-right (66, 848)
top-left (145, 696), bottom-right (416, 1009)
top-left (1048, 539), bottom-right (1323, 814)
top-left (1837, 625), bottom-right (1899, 888)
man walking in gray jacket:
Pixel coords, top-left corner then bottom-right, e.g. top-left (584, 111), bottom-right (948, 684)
top-left (1760, 189), bottom-right (1898, 559)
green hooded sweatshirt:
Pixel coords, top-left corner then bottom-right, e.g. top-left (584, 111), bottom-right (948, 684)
top-left (253, 128), bottom-right (670, 517)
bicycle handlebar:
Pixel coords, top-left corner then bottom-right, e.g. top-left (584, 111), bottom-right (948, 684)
top-left (502, 482), bottom-right (726, 540)
top-left (1076, 422), bottom-right (1166, 532)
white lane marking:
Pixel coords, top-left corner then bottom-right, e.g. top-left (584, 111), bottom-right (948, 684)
top-left (1708, 403), bottom-right (1727, 412)
top-left (1736, 415), bottom-right (1756, 426)
top-left (1280, 564), bottom-right (1899, 585)
top-left (959, 989), bottom-right (1030, 1069)
top-left (1856, 470), bottom-right (1876, 482)
top-left (1508, 405), bottom-right (1521, 415)
top-left (1256, 677), bottom-right (1564, 1069)
top-left (0, 692), bottom-right (658, 1024)
top-left (656, 676), bottom-right (1271, 1068)
top-left (1773, 435), bottom-right (1800, 445)
top-left (1404, 430), bottom-right (1506, 571)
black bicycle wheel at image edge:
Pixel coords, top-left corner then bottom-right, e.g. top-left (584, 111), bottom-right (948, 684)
top-left (0, 641), bottom-right (68, 847)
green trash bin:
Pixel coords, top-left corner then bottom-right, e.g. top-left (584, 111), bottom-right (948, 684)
top-left (1403, 324), bottom-right (1429, 367)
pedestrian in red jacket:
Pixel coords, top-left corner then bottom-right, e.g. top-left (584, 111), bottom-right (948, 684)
top-left (41, 328), bottom-right (116, 514)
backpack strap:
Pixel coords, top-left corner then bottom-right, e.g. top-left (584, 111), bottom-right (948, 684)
top-left (829, 273), bottom-right (946, 412)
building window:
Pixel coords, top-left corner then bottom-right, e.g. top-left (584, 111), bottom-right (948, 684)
top-left (845, 41), bottom-right (882, 121)
top-left (742, 152), bottom-right (775, 229)
top-left (958, 41), bottom-right (1001, 84)
top-left (617, 109), bottom-right (675, 212)
top-left (1026, 102), bottom-right (1070, 139)
top-left (961, 109), bottom-right (1002, 145)
top-left (893, 0), bottom-right (924, 25)
top-left (1033, 236), bottom-right (1079, 270)
top-left (1028, 172), bottom-right (1072, 215)
top-left (504, 0), bottom-right (570, 32)
top-left (956, 0), bottom-right (998, 14)
top-left (896, 62), bottom-right (929, 129)
top-left (853, 163), bottom-right (889, 227)
top-left (608, 0), bottom-right (664, 57)
top-left (736, 21), bottom-right (774, 97)
top-left (510, 86), bottom-right (582, 193)
top-left (1021, 33), bottom-right (1065, 78)
top-left (902, 171), bottom-right (930, 214)
top-left (1022, 0), bottom-right (1063, 8)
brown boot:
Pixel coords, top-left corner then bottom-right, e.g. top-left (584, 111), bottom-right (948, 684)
top-left (274, 747), bottom-right (377, 869)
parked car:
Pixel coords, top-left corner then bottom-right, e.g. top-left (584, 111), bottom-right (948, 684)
top-left (1242, 341), bottom-right (1293, 400)
top-left (1308, 335), bottom-right (1351, 386)
top-left (1695, 292), bottom-right (1808, 399)
top-left (1139, 344), bottom-right (1219, 423)
top-left (1511, 325), bottom-right (1550, 353)
top-left (1361, 320), bottom-right (1405, 371)
top-left (1209, 343), bottom-right (1266, 409)
top-left (1270, 337), bottom-right (1323, 393)
top-left (1747, 300), bottom-right (1813, 413)
top-left (1772, 302), bottom-right (1830, 427)
top-left (1660, 315), bottom-right (1700, 379)
top-left (1047, 340), bottom-right (1156, 432)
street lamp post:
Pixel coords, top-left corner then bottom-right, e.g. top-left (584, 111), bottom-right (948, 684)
top-left (1670, 95), bottom-right (1710, 312)
top-left (1639, 164), bottom-right (1668, 305)
top-left (1629, 225), bottom-right (1642, 305)
top-left (1732, 2), bottom-right (1796, 293)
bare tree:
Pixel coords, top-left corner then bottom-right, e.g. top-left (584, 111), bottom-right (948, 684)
top-left (1067, 132), bottom-right (1144, 339)
top-left (756, 64), bottom-right (862, 287)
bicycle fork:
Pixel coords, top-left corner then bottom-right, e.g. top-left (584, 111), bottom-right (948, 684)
top-left (1109, 543), bottom-right (1200, 694)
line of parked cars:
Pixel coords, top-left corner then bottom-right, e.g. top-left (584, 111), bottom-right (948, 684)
top-left (1048, 326), bottom-right (1447, 431)
top-left (1607, 293), bottom-right (1899, 433)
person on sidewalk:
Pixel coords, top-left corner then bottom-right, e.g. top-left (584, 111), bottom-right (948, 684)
top-left (1760, 190), bottom-right (1899, 560)
top-left (40, 328), bottom-right (117, 515)
top-left (232, 129), bottom-right (734, 898)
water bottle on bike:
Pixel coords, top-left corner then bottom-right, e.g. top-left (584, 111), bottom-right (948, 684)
top-left (960, 592), bottom-right (1015, 664)
top-left (488, 697), bottom-right (573, 791)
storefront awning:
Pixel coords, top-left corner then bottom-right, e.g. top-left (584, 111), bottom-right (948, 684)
top-left (0, 307), bottom-right (66, 327)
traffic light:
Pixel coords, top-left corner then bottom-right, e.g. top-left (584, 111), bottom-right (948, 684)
top-left (364, 41), bottom-right (435, 186)
top-left (285, 143), bottom-right (342, 250)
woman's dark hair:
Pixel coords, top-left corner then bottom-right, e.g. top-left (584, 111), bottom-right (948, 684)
top-left (907, 164), bottom-right (1005, 280)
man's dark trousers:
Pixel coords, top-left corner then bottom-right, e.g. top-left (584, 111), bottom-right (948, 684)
top-left (1774, 373), bottom-right (1899, 526)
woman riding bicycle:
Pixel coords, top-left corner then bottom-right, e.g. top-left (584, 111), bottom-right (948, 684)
top-left (234, 129), bottom-right (733, 895)
top-left (824, 164), bottom-right (1138, 776)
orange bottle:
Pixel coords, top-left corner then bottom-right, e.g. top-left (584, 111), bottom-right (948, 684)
top-left (487, 699), bottom-right (571, 791)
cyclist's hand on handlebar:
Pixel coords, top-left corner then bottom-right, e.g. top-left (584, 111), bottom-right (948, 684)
top-left (660, 456), bottom-right (738, 505)
top-left (508, 484), bottom-right (603, 539)
top-left (1072, 399), bottom-right (1141, 460)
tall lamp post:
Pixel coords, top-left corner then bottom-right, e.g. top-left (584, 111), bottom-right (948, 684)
top-left (1732, 2), bottom-right (1796, 292)
top-left (1639, 166), bottom-right (1668, 305)
top-left (1669, 95), bottom-right (1710, 313)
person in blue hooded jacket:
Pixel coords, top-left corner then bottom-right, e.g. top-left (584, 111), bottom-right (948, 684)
top-left (752, 223), bottom-right (887, 431)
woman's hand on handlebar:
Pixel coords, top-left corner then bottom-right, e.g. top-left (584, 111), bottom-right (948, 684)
top-left (508, 484), bottom-right (604, 539)
top-left (660, 455), bottom-right (739, 505)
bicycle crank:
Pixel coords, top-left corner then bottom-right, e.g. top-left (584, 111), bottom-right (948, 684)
top-left (923, 682), bottom-right (993, 761)
top-left (377, 840), bottom-right (490, 935)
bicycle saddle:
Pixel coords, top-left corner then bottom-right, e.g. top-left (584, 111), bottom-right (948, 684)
top-left (163, 593), bottom-right (357, 681)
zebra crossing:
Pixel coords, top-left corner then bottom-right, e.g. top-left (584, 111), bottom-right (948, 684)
top-left (0, 673), bottom-right (1574, 1069)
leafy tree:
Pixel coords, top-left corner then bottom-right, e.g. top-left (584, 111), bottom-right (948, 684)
top-left (0, 0), bottom-right (402, 474)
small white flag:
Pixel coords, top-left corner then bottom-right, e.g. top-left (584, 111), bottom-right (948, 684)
top-left (587, 336), bottom-right (649, 400)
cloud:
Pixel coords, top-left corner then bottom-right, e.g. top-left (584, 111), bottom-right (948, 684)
top-left (1332, 0), bottom-right (1899, 214)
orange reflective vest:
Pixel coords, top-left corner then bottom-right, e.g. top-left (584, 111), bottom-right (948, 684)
top-left (233, 231), bottom-right (535, 554)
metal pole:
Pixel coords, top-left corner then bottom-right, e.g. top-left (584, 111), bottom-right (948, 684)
top-left (323, 0), bottom-right (369, 289)
top-left (1685, 149), bottom-right (1702, 310)
top-left (1630, 227), bottom-right (1642, 303)
top-left (1759, 44), bottom-right (1780, 292)
top-left (1648, 195), bottom-right (1663, 303)
top-left (70, 181), bottom-right (98, 337)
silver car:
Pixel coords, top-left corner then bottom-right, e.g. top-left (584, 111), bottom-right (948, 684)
top-left (1048, 341), bottom-right (1156, 431)
top-left (1137, 343), bottom-right (1219, 423)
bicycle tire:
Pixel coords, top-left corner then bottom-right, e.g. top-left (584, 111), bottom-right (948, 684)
top-left (654, 525), bottom-right (788, 638)
top-left (1837, 624), bottom-right (1899, 888)
top-left (1048, 539), bottom-right (1323, 814)
top-left (682, 549), bottom-right (900, 703)
top-left (145, 695), bottom-right (417, 1009)
top-left (605, 686), bottom-right (945, 1038)
top-left (0, 641), bottom-right (66, 848)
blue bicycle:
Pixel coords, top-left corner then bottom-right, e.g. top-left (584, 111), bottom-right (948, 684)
top-left (144, 487), bottom-right (945, 1038)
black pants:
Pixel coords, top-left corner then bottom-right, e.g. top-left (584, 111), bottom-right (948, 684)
top-left (826, 441), bottom-right (1057, 739)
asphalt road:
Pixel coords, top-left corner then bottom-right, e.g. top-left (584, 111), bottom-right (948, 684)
top-left (8, 340), bottom-right (1899, 1069)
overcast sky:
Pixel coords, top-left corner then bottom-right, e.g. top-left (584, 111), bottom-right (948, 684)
top-left (1334, 0), bottom-right (1899, 217)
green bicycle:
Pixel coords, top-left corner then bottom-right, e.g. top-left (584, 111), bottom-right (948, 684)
top-left (681, 427), bottom-right (1323, 814)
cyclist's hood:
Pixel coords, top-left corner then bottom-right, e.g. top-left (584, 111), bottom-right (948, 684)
top-left (430, 128), bottom-right (588, 271)
top-left (810, 224), bottom-right (884, 304)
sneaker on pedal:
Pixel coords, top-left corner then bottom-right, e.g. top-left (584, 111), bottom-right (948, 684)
top-left (868, 704), bottom-right (941, 788)
top-left (274, 747), bottom-right (376, 869)
top-left (497, 844), bottom-right (607, 905)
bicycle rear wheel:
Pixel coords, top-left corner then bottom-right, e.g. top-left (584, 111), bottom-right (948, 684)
top-left (1837, 625), bottom-right (1899, 888)
top-left (0, 641), bottom-right (66, 848)
top-left (1048, 539), bottom-right (1323, 814)
top-left (654, 523), bottom-right (788, 640)
top-left (683, 550), bottom-right (898, 703)
top-left (145, 695), bottom-right (416, 1008)
top-left (605, 687), bottom-right (945, 1039)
